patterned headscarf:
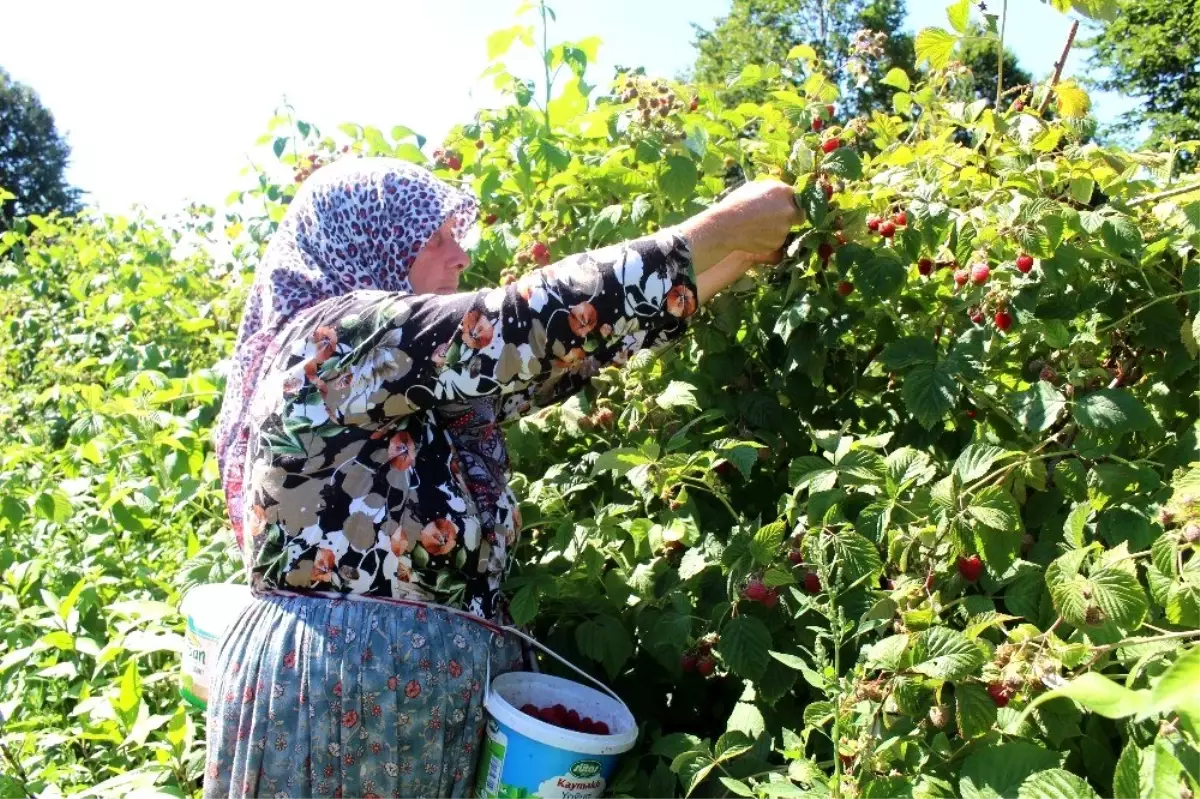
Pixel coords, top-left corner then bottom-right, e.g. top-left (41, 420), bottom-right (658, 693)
top-left (214, 157), bottom-right (478, 548)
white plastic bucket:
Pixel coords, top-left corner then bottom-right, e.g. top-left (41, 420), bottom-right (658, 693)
top-left (179, 583), bottom-right (252, 710)
top-left (475, 630), bottom-right (638, 798)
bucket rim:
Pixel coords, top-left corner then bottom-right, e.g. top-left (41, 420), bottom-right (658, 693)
top-left (485, 671), bottom-right (638, 756)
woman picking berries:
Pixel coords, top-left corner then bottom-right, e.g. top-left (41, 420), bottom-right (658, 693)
top-left (208, 157), bottom-right (800, 797)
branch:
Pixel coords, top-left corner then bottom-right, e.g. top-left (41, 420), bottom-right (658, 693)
top-left (1128, 181), bottom-right (1200, 207)
top-left (1037, 20), bottom-right (1080, 115)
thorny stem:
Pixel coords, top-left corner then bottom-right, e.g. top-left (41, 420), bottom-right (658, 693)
top-left (1036, 20), bottom-right (1080, 115)
top-left (1097, 289), bottom-right (1200, 334)
top-left (995, 0), bottom-right (1008, 110)
top-left (1128, 181), bottom-right (1200, 207)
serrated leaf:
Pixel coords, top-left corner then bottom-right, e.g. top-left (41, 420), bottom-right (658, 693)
top-left (946, 0), bottom-right (972, 33)
top-left (1013, 382), bottom-right (1067, 433)
top-left (832, 529), bottom-right (884, 584)
top-left (910, 627), bottom-right (985, 680)
top-left (660, 156), bottom-right (698, 204)
top-left (1088, 565), bottom-right (1149, 628)
top-left (1112, 742), bottom-right (1141, 799)
top-left (882, 68), bottom-right (911, 91)
top-left (956, 683), bottom-right (998, 738)
top-left (750, 521), bottom-right (786, 565)
top-left (838, 448), bottom-right (887, 486)
top-left (1074, 389), bottom-right (1152, 432)
top-left (904, 361), bottom-right (958, 429)
top-left (822, 148), bottom-right (863, 180)
top-left (881, 337), bottom-right (937, 369)
top-left (954, 444), bottom-right (1015, 483)
top-left (1017, 769), bottom-right (1100, 799)
top-left (959, 742), bottom-right (1061, 799)
top-left (657, 380), bottom-right (700, 410)
top-left (790, 456), bottom-right (837, 491)
top-left (916, 27), bottom-right (959, 70)
top-left (968, 486), bottom-right (1021, 532)
top-left (718, 615), bottom-right (772, 680)
top-left (855, 249), bottom-right (907, 300)
top-left (866, 634), bottom-right (910, 671)
top-left (575, 615), bottom-right (633, 680)
top-left (1055, 80), bottom-right (1091, 118)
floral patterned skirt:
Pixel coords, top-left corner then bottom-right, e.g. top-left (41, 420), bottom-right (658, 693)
top-left (203, 592), bottom-right (526, 798)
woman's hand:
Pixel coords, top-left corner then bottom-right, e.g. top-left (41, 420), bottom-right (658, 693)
top-left (674, 179), bottom-right (803, 274)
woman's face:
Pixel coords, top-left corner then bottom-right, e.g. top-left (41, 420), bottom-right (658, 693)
top-left (409, 217), bottom-right (469, 295)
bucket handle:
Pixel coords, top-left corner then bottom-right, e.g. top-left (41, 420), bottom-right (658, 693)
top-left (486, 624), bottom-right (626, 709)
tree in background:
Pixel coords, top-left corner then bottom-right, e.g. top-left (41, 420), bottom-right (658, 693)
top-left (688, 0), bottom-right (914, 114)
top-left (0, 67), bottom-right (82, 223)
top-left (954, 24), bottom-right (1034, 105)
top-left (1082, 0), bottom-right (1199, 158)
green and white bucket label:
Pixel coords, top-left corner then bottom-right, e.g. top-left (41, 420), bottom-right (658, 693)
top-left (475, 718), bottom-right (615, 798)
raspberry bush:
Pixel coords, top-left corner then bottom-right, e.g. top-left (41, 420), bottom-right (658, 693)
top-left (1, 2), bottom-right (1198, 796)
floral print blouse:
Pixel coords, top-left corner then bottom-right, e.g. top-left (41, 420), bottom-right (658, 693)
top-left (242, 231), bottom-right (697, 619)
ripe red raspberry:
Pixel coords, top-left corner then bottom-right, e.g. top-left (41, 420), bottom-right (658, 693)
top-left (818, 242), bottom-right (834, 260)
top-left (954, 269), bottom-right (969, 287)
top-left (879, 220), bottom-right (896, 238)
top-left (918, 258), bottom-right (933, 276)
top-left (593, 407), bottom-right (615, 427)
top-left (957, 555), bottom-right (983, 582)
top-left (971, 263), bottom-right (990, 284)
top-left (485, 213), bottom-right (498, 225)
top-left (821, 138), bottom-right (841, 154)
top-left (826, 104), bottom-right (836, 118)
top-left (811, 117), bottom-right (824, 132)
top-left (1015, 253), bottom-right (1034, 273)
top-left (994, 310), bottom-right (1014, 332)
top-left (987, 682), bottom-right (1013, 707)
top-left (761, 588), bottom-right (779, 609)
top-left (1039, 366), bottom-right (1057, 383)
top-left (742, 580), bottom-right (769, 602)
top-left (1012, 99), bottom-right (1025, 112)
top-left (803, 572), bottom-right (821, 594)
top-left (680, 652), bottom-right (697, 672)
top-left (531, 241), bottom-right (550, 265)
top-left (970, 308), bottom-right (985, 324)
top-left (837, 281), bottom-right (854, 296)
top-left (689, 97), bottom-right (698, 112)
top-left (446, 154), bottom-right (462, 171)
top-left (966, 409), bottom-right (977, 419)
top-left (867, 216), bottom-right (881, 232)
top-left (893, 210), bottom-right (907, 226)
top-left (696, 655), bottom-right (715, 676)
top-left (787, 550), bottom-right (804, 565)
top-left (520, 703), bottom-right (539, 717)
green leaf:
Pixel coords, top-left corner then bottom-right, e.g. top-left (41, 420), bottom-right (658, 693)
top-left (1013, 382), bottom-right (1067, 433)
top-left (790, 456), bottom-right (837, 491)
top-left (881, 68), bottom-right (911, 91)
top-left (954, 444), bottom-right (1015, 483)
top-left (1112, 742), bottom-right (1141, 799)
top-left (855, 249), bottom-right (907, 300)
top-left (959, 742), bottom-right (1061, 799)
top-left (1018, 672), bottom-right (1150, 724)
top-left (968, 486), bottom-right (1021, 532)
top-left (660, 156), bottom-right (698, 204)
top-left (881, 337), bottom-right (937, 369)
top-left (509, 585), bottom-right (539, 626)
top-left (946, 0), bottom-right (972, 33)
top-left (915, 28), bottom-right (959, 70)
top-left (822, 148), bottom-right (863, 181)
top-left (838, 448), bottom-right (887, 487)
top-left (656, 380), bottom-right (700, 411)
top-left (750, 521), bottom-right (786, 566)
top-left (1073, 389), bottom-right (1153, 433)
top-left (956, 683), bottom-right (998, 738)
top-left (910, 627), bottom-right (985, 681)
top-left (575, 615), bottom-right (633, 680)
top-left (719, 777), bottom-right (755, 797)
top-left (592, 447), bottom-right (654, 477)
top-left (904, 361), bottom-right (958, 429)
top-left (1138, 739), bottom-right (1187, 799)
top-left (1145, 645), bottom-right (1199, 724)
top-left (487, 25), bottom-right (532, 59)
top-left (1088, 565), bottom-right (1149, 628)
top-left (1017, 769), bottom-right (1100, 799)
top-left (718, 615), bottom-right (772, 680)
top-left (832, 529), bottom-right (884, 585)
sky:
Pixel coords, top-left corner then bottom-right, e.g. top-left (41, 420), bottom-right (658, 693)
top-left (3, 0), bottom-right (1137, 216)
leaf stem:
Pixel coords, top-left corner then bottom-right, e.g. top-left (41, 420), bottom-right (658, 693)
top-left (1097, 289), bottom-right (1200, 333)
top-left (1127, 181), bottom-right (1200, 207)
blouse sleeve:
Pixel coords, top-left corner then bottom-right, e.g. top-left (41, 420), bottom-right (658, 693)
top-left (271, 230), bottom-right (697, 428)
